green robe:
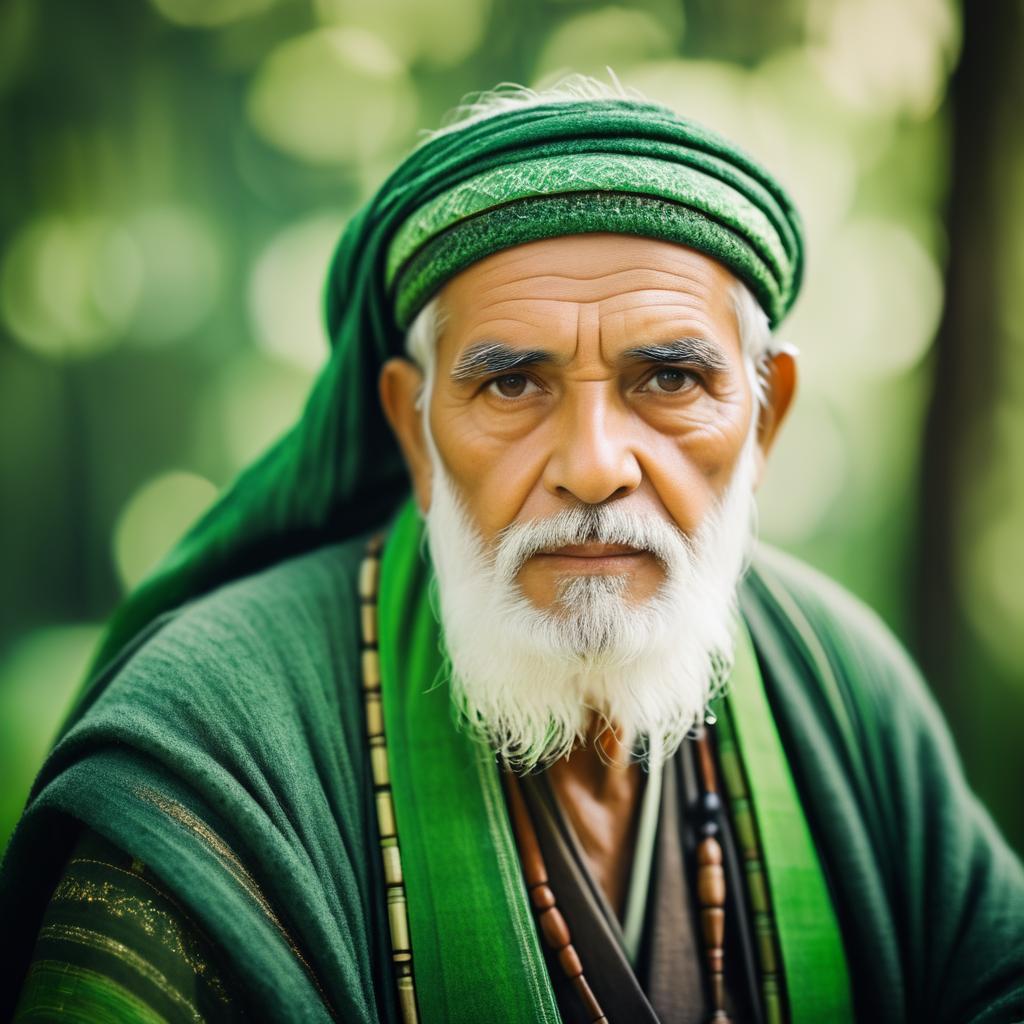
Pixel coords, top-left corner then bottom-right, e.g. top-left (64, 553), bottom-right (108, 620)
top-left (1, 521), bottom-right (1021, 1023)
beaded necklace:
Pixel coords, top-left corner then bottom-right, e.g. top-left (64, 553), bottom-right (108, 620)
top-left (358, 539), bottom-right (787, 1024)
top-left (504, 731), bottom-right (733, 1024)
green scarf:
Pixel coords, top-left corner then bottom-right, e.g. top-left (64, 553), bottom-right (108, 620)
top-left (377, 501), bottom-right (851, 1022)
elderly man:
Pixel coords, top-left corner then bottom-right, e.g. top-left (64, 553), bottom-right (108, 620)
top-left (2, 82), bottom-right (1022, 1024)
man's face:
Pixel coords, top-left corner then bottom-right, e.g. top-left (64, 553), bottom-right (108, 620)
top-left (381, 233), bottom-right (794, 764)
top-left (424, 233), bottom-right (757, 610)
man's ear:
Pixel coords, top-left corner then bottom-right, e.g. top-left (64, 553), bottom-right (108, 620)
top-left (753, 348), bottom-right (797, 489)
top-left (379, 358), bottom-right (433, 512)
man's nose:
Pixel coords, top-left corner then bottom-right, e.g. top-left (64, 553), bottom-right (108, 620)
top-left (542, 385), bottom-right (643, 505)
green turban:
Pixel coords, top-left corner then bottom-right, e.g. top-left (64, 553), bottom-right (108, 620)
top-left (79, 97), bottom-right (804, 701)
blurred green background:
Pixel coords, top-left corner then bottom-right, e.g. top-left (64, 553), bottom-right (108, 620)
top-left (2, 0), bottom-right (1022, 855)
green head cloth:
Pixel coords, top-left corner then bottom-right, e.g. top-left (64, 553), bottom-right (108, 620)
top-left (387, 138), bottom-right (802, 331)
top-left (76, 98), bottom-right (804, 708)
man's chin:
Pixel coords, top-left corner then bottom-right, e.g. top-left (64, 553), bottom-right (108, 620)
top-left (516, 564), bottom-right (666, 611)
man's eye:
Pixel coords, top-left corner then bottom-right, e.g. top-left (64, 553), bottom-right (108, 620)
top-left (646, 368), bottom-right (697, 394)
top-left (487, 373), bottom-right (537, 399)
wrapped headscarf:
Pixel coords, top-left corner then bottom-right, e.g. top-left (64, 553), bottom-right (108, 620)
top-left (78, 96), bottom-right (804, 705)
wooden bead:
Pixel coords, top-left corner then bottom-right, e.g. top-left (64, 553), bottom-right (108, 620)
top-left (696, 733), bottom-right (721, 794)
top-left (361, 540), bottom-right (421, 1024)
top-left (701, 906), bottom-right (725, 949)
top-left (710, 974), bottom-right (726, 1011)
top-left (530, 883), bottom-right (556, 909)
top-left (571, 974), bottom-right (606, 1023)
top-left (397, 971), bottom-right (419, 1024)
top-left (386, 888), bottom-right (411, 952)
top-left (376, 791), bottom-right (396, 838)
top-left (756, 917), bottom-right (778, 974)
top-left (745, 861), bottom-right (769, 914)
top-left (503, 775), bottom-right (547, 886)
top-left (557, 944), bottom-right (583, 978)
top-left (503, 771), bottom-right (607, 1024)
top-left (539, 906), bottom-right (571, 949)
top-left (698, 862), bottom-right (726, 907)
top-left (733, 802), bottom-right (757, 850)
top-left (381, 839), bottom-right (403, 886)
top-left (697, 836), bottom-right (724, 867)
top-left (693, 736), bottom-right (732, 1023)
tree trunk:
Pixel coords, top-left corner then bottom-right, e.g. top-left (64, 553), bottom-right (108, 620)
top-left (914, 0), bottom-right (1022, 702)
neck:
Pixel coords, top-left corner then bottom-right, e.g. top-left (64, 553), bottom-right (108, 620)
top-left (545, 717), bottom-right (643, 917)
top-left (550, 717), bottom-right (637, 794)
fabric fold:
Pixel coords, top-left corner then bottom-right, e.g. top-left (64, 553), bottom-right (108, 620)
top-left (377, 500), bottom-right (560, 1024)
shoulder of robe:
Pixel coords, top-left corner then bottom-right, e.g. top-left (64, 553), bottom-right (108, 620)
top-left (58, 532), bottom-right (376, 764)
top-left (746, 548), bottom-right (1024, 1024)
top-left (3, 532), bottom-right (388, 1024)
top-left (745, 541), bottom-right (934, 734)
top-left (154, 532), bottom-right (371, 671)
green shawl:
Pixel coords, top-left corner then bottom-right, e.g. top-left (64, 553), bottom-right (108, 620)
top-left (2, 514), bottom-right (1022, 1022)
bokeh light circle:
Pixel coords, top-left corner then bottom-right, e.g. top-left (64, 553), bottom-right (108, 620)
top-left (314, 0), bottom-right (491, 69)
top-left (808, 0), bottom-right (959, 118)
top-left (789, 219), bottom-right (943, 386)
top-left (126, 206), bottom-right (224, 346)
top-left (248, 210), bottom-right (348, 371)
top-left (533, 7), bottom-right (679, 83)
top-left (0, 215), bottom-right (141, 361)
top-left (199, 353), bottom-right (314, 471)
top-left (113, 470), bottom-right (219, 592)
top-left (965, 507), bottom-right (1024, 675)
top-left (757, 393), bottom-right (850, 544)
top-left (0, 624), bottom-right (103, 847)
top-left (247, 28), bottom-right (416, 166)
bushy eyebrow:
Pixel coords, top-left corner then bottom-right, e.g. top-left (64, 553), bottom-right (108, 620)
top-left (622, 338), bottom-right (730, 373)
top-left (449, 342), bottom-right (553, 383)
top-left (448, 336), bottom-right (730, 384)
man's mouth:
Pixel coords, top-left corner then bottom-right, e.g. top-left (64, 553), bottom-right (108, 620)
top-left (539, 542), bottom-right (645, 558)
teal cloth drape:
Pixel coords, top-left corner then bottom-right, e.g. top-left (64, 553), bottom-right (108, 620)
top-left (3, 528), bottom-right (1021, 1022)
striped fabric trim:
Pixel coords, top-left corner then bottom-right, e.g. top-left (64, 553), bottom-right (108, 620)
top-left (716, 709), bottom-right (788, 1024)
top-left (15, 960), bottom-right (171, 1024)
top-left (38, 924), bottom-right (202, 1022)
top-left (12, 830), bottom-right (246, 1024)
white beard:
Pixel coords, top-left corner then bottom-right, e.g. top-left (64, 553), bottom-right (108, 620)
top-left (423, 433), bottom-right (759, 771)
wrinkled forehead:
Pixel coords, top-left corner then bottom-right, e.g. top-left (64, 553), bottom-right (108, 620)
top-left (435, 234), bottom-right (745, 365)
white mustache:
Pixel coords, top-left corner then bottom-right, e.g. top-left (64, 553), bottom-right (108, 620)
top-left (493, 505), bottom-right (694, 584)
